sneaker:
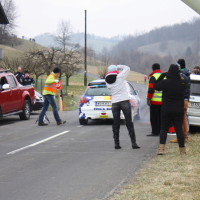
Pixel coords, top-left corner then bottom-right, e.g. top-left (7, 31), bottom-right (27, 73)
top-left (132, 143), bottom-right (140, 149)
top-left (38, 122), bottom-right (48, 126)
top-left (115, 145), bottom-right (122, 149)
top-left (57, 120), bottom-right (66, 125)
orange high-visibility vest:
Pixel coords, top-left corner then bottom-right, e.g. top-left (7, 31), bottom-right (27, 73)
top-left (43, 74), bottom-right (57, 95)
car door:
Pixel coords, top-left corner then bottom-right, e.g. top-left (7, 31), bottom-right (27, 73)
top-left (7, 75), bottom-right (21, 111)
top-left (0, 76), bottom-right (12, 113)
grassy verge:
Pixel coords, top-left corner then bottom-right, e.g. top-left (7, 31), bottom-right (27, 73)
top-left (56, 85), bottom-right (86, 111)
top-left (87, 65), bottom-right (146, 84)
top-left (110, 134), bottom-right (200, 200)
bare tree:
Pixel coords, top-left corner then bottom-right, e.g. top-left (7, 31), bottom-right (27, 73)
top-left (60, 44), bottom-right (82, 92)
top-left (2, 56), bottom-right (22, 72)
top-left (0, 0), bottom-right (17, 35)
top-left (97, 65), bottom-right (107, 79)
top-left (55, 20), bottom-right (72, 52)
top-left (22, 52), bottom-right (46, 88)
top-left (28, 48), bottom-right (60, 75)
top-left (99, 47), bottom-right (110, 66)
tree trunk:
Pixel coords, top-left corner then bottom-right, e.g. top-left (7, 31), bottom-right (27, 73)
top-left (66, 76), bottom-right (69, 86)
top-left (35, 76), bottom-right (39, 89)
top-left (65, 76), bottom-right (68, 95)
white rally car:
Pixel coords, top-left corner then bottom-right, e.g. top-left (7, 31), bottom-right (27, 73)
top-left (79, 79), bottom-right (140, 125)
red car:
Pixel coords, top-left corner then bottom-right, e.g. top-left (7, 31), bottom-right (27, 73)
top-left (0, 69), bottom-right (35, 120)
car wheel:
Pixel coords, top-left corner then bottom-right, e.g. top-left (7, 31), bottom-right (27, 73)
top-left (19, 100), bottom-right (31, 120)
top-left (79, 118), bottom-right (88, 125)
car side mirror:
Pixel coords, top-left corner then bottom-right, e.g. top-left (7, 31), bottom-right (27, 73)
top-left (2, 84), bottom-right (10, 90)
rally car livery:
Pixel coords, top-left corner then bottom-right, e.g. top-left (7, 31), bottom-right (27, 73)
top-left (79, 79), bottom-right (140, 125)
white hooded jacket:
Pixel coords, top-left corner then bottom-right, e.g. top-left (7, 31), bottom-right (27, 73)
top-left (105, 65), bottom-right (130, 103)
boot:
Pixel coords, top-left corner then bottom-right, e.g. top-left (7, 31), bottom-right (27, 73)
top-left (128, 127), bottom-right (140, 149)
top-left (157, 144), bottom-right (165, 155)
top-left (179, 147), bottom-right (186, 155)
top-left (114, 140), bottom-right (121, 149)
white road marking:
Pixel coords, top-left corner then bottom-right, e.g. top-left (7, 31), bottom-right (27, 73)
top-left (7, 130), bottom-right (70, 155)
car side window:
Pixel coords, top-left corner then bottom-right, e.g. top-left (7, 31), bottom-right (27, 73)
top-left (7, 75), bottom-right (17, 89)
top-left (0, 76), bottom-right (9, 91)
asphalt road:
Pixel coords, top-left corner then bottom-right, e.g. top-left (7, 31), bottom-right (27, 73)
top-left (0, 82), bottom-right (159, 200)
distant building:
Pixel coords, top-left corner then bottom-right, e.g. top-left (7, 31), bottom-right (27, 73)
top-left (0, 2), bottom-right (9, 24)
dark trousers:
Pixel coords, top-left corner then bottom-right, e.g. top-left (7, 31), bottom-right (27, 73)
top-left (150, 105), bottom-right (161, 135)
top-left (112, 100), bottom-right (136, 144)
top-left (160, 111), bottom-right (185, 147)
top-left (39, 95), bottom-right (61, 123)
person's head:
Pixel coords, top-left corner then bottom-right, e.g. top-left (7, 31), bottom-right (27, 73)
top-left (152, 63), bottom-right (160, 71)
top-left (53, 67), bottom-right (61, 77)
top-left (167, 64), bottom-right (181, 79)
top-left (177, 59), bottom-right (186, 69)
top-left (105, 65), bottom-right (119, 84)
top-left (192, 66), bottom-right (200, 74)
top-left (17, 66), bottom-right (22, 73)
top-left (24, 71), bottom-right (30, 78)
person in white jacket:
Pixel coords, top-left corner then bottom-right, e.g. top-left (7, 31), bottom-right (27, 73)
top-left (105, 65), bottom-right (140, 149)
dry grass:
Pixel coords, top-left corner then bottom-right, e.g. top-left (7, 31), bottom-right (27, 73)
top-left (110, 134), bottom-right (200, 200)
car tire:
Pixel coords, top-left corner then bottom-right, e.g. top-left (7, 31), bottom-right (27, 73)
top-left (79, 118), bottom-right (88, 125)
top-left (19, 100), bottom-right (31, 120)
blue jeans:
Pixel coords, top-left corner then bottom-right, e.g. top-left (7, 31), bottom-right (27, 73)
top-left (112, 100), bottom-right (136, 144)
top-left (39, 95), bottom-right (61, 123)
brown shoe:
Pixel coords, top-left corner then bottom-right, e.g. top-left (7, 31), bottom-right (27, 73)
top-left (157, 144), bottom-right (165, 155)
top-left (179, 147), bottom-right (186, 155)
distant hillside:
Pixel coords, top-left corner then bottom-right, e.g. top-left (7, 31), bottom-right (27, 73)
top-left (0, 38), bottom-right (45, 59)
top-left (110, 18), bottom-right (200, 74)
top-left (34, 33), bottom-right (122, 52)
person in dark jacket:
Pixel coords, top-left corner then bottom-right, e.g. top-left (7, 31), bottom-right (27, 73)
top-left (170, 59), bottom-right (190, 143)
top-left (22, 71), bottom-right (35, 86)
top-left (146, 63), bottom-right (162, 136)
top-left (155, 64), bottom-right (187, 155)
top-left (14, 66), bottom-right (24, 84)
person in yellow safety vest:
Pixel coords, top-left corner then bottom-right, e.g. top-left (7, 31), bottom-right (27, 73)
top-left (146, 63), bottom-right (162, 136)
top-left (38, 67), bottom-right (66, 126)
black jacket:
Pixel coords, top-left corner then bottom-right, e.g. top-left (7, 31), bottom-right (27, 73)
top-left (14, 72), bottom-right (24, 84)
top-left (22, 77), bottom-right (35, 86)
top-left (180, 68), bottom-right (191, 100)
top-left (154, 65), bottom-right (187, 113)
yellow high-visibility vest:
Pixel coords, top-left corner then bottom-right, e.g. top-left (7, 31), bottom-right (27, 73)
top-left (151, 73), bottom-right (162, 102)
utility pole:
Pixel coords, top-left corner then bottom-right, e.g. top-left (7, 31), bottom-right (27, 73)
top-left (84, 10), bottom-right (87, 86)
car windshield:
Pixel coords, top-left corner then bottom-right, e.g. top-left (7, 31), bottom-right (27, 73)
top-left (190, 81), bottom-right (200, 95)
top-left (85, 86), bottom-right (111, 96)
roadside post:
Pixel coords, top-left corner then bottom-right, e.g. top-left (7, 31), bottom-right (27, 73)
top-left (58, 73), bottom-right (64, 124)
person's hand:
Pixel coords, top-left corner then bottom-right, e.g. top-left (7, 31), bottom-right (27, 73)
top-left (147, 98), bottom-right (151, 106)
top-left (55, 79), bottom-right (59, 83)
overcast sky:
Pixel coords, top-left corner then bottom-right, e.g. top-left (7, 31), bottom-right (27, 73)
top-left (15, 0), bottom-right (199, 38)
